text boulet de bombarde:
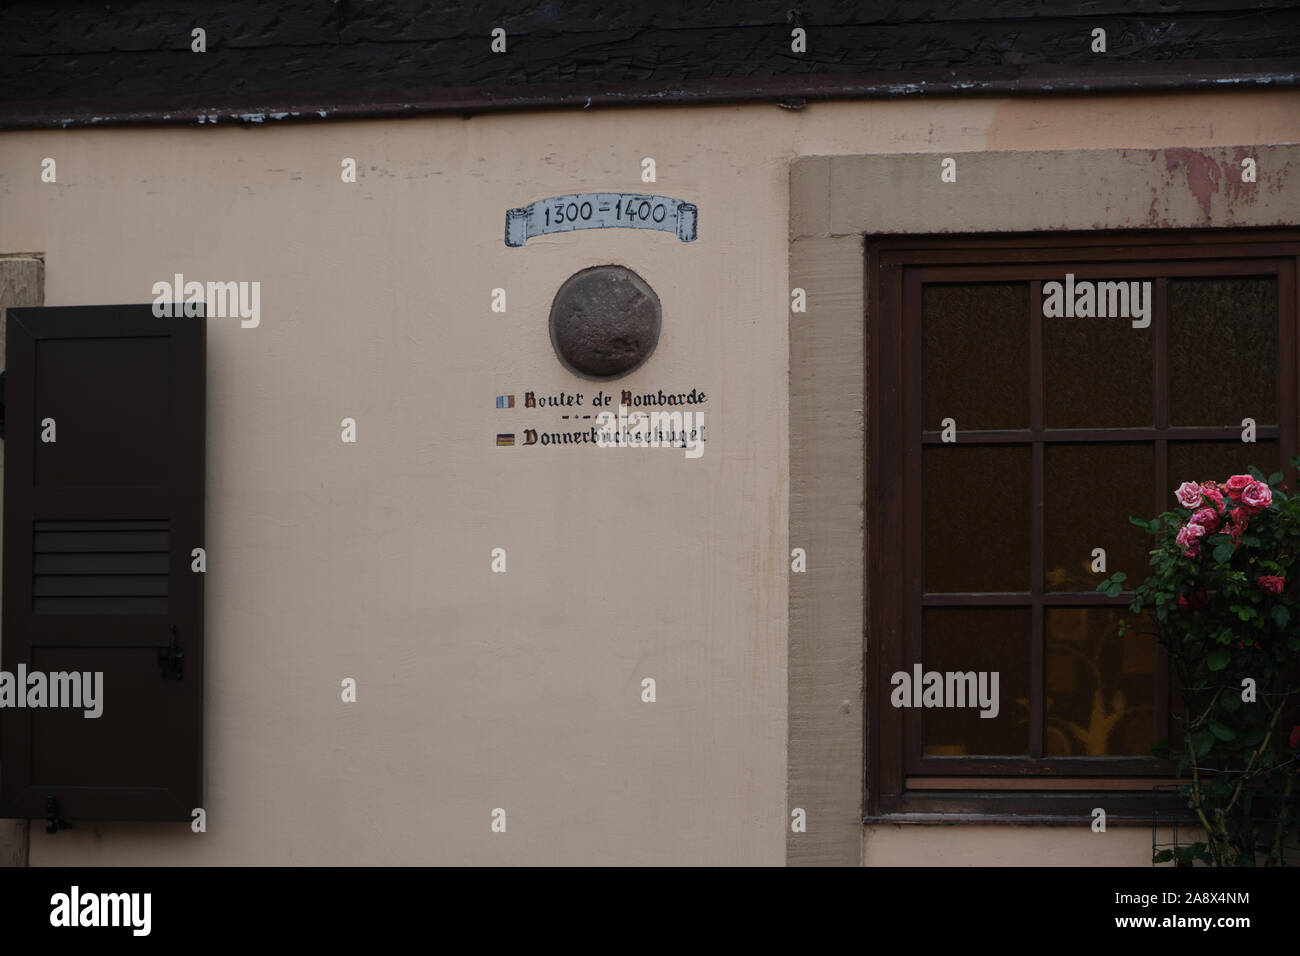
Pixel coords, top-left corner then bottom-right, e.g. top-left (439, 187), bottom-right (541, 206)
top-left (523, 387), bottom-right (706, 408)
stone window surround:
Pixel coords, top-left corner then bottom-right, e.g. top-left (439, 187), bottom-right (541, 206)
top-left (786, 145), bottom-right (1300, 866)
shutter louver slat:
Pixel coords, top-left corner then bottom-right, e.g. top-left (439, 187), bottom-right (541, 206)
top-left (32, 519), bottom-right (169, 613)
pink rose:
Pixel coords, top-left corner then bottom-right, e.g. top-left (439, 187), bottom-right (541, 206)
top-left (1225, 474), bottom-right (1254, 501)
top-left (1189, 508), bottom-right (1221, 533)
top-left (1228, 507), bottom-right (1251, 536)
top-left (1200, 484), bottom-right (1226, 512)
top-left (1175, 481), bottom-right (1202, 509)
top-left (1242, 480), bottom-right (1273, 512)
top-left (1258, 575), bottom-right (1285, 595)
top-left (1176, 523), bottom-right (1206, 556)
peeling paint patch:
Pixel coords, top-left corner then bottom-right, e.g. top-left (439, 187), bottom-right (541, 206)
top-left (1163, 148), bottom-right (1222, 219)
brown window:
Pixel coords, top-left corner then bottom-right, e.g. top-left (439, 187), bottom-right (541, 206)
top-left (867, 230), bottom-right (1299, 820)
top-left (0, 305), bottom-right (205, 825)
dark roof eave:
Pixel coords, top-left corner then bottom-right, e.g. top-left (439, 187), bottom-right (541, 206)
top-left (2, 60), bottom-right (1297, 130)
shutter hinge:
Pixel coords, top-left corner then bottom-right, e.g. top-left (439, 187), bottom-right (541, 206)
top-left (45, 797), bottom-right (71, 834)
top-left (158, 624), bottom-right (184, 680)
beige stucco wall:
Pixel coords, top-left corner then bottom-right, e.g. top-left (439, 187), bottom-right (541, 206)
top-left (0, 90), bottom-right (1296, 865)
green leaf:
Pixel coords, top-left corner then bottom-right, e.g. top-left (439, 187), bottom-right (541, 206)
top-left (1112, 572), bottom-right (1127, 583)
top-left (1213, 543), bottom-right (1234, 563)
top-left (1191, 730), bottom-right (1216, 758)
top-left (1272, 604), bottom-right (1291, 629)
top-left (1248, 465), bottom-right (1265, 481)
top-left (1208, 720), bottom-right (1237, 741)
top-left (1269, 472), bottom-right (1283, 485)
top-left (1206, 647), bottom-right (1232, 671)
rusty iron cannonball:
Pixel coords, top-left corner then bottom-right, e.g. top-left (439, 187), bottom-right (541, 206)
top-left (548, 265), bottom-right (661, 379)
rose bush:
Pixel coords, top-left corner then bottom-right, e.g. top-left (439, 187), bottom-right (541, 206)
top-left (1100, 461), bottom-right (1300, 866)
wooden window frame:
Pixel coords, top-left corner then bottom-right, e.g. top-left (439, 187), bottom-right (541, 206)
top-left (866, 228), bottom-right (1300, 820)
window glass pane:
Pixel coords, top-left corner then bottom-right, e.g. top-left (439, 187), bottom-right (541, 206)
top-left (1045, 444), bottom-right (1153, 592)
top-left (1045, 608), bottom-right (1157, 756)
top-left (1168, 441), bottom-right (1280, 509)
top-left (923, 283), bottom-right (1029, 430)
top-left (924, 445), bottom-right (1030, 593)
top-left (1045, 289), bottom-right (1153, 428)
top-left (922, 608), bottom-right (1031, 756)
top-left (1169, 277), bottom-right (1277, 426)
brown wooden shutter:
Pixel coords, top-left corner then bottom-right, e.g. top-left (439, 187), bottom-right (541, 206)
top-left (0, 305), bottom-right (204, 823)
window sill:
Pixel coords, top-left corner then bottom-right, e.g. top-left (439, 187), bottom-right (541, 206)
top-left (870, 788), bottom-right (1193, 823)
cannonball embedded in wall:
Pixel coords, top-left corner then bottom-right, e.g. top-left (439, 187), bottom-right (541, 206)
top-left (548, 265), bottom-right (661, 379)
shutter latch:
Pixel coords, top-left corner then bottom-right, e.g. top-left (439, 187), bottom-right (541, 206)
top-left (158, 624), bottom-right (184, 680)
top-left (45, 797), bottom-right (71, 834)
